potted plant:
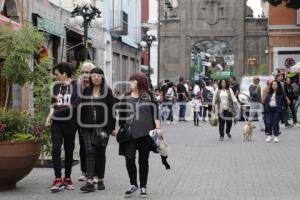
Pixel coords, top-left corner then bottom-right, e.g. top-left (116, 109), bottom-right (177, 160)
top-left (0, 23), bottom-right (47, 191)
top-left (0, 108), bottom-right (44, 191)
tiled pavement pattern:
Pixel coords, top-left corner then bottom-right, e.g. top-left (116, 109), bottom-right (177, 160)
top-left (1, 120), bottom-right (300, 200)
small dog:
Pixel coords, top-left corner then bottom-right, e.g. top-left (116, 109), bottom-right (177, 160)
top-left (243, 122), bottom-right (256, 142)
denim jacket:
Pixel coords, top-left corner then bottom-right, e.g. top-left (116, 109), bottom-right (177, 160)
top-left (264, 92), bottom-right (287, 112)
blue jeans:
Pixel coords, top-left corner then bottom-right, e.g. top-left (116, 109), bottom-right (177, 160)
top-left (160, 104), bottom-right (168, 121)
top-left (167, 102), bottom-right (174, 122)
top-left (178, 101), bottom-right (186, 121)
top-left (266, 107), bottom-right (281, 137)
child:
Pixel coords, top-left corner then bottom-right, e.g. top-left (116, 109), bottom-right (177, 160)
top-left (190, 93), bottom-right (202, 126)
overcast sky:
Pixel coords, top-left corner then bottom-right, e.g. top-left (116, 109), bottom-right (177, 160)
top-left (247, 0), bottom-right (263, 17)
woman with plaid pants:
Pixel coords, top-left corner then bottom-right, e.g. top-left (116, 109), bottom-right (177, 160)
top-left (79, 68), bottom-right (116, 192)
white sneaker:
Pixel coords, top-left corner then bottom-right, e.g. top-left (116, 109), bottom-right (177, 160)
top-left (93, 177), bottom-right (99, 184)
top-left (78, 173), bottom-right (87, 181)
top-left (274, 137), bottom-right (279, 143)
top-left (171, 121), bottom-right (176, 125)
top-left (140, 187), bottom-right (148, 198)
top-left (265, 136), bottom-right (273, 142)
top-left (125, 185), bottom-right (138, 198)
top-left (166, 121), bottom-right (170, 125)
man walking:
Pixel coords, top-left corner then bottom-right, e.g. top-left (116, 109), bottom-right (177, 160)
top-left (229, 76), bottom-right (240, 98)
top-left (249, 77), bottom-right (265, 131)
top-left (177, 77), bottom-right (189, 122)
top-left (277, 73), bottom-right (293, 128)
top-left (78, 62), bottom-right (95, 182)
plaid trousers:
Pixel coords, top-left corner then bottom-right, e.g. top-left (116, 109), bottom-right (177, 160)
top-left (81, 129), bottom-right (107, 179)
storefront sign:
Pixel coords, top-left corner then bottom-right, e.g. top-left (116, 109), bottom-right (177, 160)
top-left (37, 17), bottom-right (66, 38)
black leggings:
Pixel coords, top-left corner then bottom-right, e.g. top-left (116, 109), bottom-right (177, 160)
top-left (51, 122), bottom-right (77, 178)
top-left (123, 136), bottom-right (151, 188)
top-left (218, 110), bottom-right (233, 138)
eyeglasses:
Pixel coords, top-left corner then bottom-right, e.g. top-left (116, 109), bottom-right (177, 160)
top-left (81, 71), bottom-right (90, 74)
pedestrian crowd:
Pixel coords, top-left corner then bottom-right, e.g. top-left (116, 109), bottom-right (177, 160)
top-left (156, 73), bottom-right (300, 143)
top-left (45, 62), bottom-right (300, 197)
top-left (46, 62), bottom-right (167, 198)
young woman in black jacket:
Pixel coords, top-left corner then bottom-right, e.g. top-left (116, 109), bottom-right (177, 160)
top-left (79, 68), bottom-right (115, 192)
top-left (117, 73), bottom-right (162, 198)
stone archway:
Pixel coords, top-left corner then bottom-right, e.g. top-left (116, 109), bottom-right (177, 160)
top-left (1, 0), bottom-right (19, 22)
top-left (190, 40), bottom-right (234, 80)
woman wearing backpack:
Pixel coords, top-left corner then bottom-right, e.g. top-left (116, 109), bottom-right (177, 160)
top-left (212, 79), bottom-right (238, 141)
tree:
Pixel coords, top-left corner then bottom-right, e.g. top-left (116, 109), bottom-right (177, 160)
top-left (0, 23), bottom-right (45, 108)
top-left (265, 0), bottom-right (300, 9)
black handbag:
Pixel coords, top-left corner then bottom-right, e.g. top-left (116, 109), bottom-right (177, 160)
top-left (116, 122), bottom-right (132, 143)
top-left (91, 128), bottom-right (109, 148)
top-left (116, 99), bottom-right (140, 143)
top-left (90, 97), bottom-right (109, 148)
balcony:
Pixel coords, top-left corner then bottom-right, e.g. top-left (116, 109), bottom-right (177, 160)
top-left (110, 11), bottom-right (128, 36)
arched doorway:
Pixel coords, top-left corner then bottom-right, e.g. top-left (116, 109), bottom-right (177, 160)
top-left (190, 40), bottom-right (234, 81)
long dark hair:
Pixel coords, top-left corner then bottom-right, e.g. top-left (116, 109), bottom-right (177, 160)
top-left (89, 68), bottom-right (107, 95)
top-left (269, 80), bottom-right (283, 96)
top-left (218, 79), bottom-right (230, 90)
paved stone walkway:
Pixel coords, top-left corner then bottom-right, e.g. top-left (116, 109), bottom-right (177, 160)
top-left (1, 120), bottom-right (300, 200)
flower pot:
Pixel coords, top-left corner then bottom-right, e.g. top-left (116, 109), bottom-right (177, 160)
top-left (0, 141), bottom-right (41, 191)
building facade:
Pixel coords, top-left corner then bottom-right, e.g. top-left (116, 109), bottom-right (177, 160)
top-left (159, 0), bottom-right (268, 82)
top-left (104, 0), bottom-right (141, 93)
top-left (268, 3), bottom-right (300, 73)
top-left (0, 0), bottom-right (108, 110)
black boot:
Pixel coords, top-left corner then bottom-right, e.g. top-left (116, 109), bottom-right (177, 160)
top-left (97, 180), bottom-right (105, 190)
top-left (226, 133), bottom-right (232, 139)
top-left (80, 181), bottom-right (95, 192)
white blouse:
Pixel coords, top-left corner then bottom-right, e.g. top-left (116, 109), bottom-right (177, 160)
top-left (212, 88), bottom-right (238, 111)
top-left (269, 94), bottom-right (277, 107)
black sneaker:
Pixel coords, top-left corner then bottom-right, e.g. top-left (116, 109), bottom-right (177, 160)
top-left (226, 133), bottom-right (232, 139)
top-left (140, 187), bottom-right (148, 198)
top-left (125, 185), bottom-right (138, 198)
top-left (97, 180), bottom-right (105, 190)
top-left (80, 181), bottom-right (95, 192)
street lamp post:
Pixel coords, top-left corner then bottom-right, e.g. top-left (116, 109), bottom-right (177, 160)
top-left (69, 0), bottom-right (103, 61)
top-left (140, 31), bottom-right (156, 81)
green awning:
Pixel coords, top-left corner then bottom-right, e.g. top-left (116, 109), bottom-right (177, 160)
top-left (211, 71), bottom-right (234, 80)
top-left (37, 17), bottom-right (66, 38)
